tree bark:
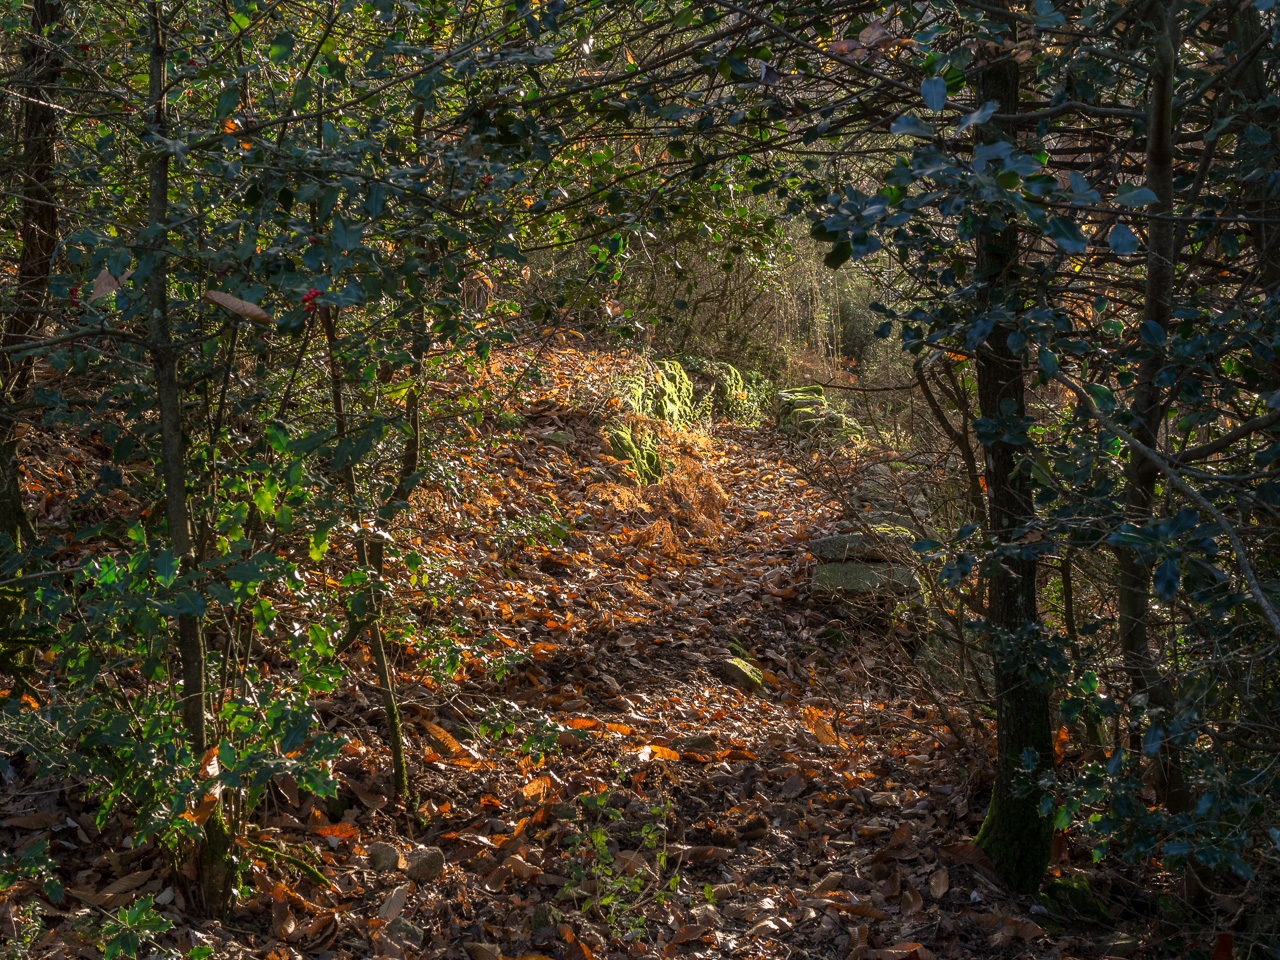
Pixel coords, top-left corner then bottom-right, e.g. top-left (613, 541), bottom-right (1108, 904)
top-left (969, 9), bottom-right (1054, 894)
top-left (320, 307), bottom-right (410, 800)
top-left (1113, 0), bottom-right (1192, 815)
top-left (145, 0), bottom-right (232, 912)
top-left (0, 0), bottom-right (62, 680)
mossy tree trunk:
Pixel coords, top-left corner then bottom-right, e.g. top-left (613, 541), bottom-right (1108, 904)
top-left (969, 4), bottom-right (1054, 894)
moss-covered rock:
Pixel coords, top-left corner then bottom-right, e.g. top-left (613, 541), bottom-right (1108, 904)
top-left (653, 360), bottom-right (695, 425)
top-left (609, 424), bottom-right (663, 485)
top-left (775, 385), bottom-right (860, 444)
top-left (720, 657), bottom-right (763, 692)
top-left (1040, 874), bottom-right (1112, 923)
top-left (811, 562), bottom-right (919, 597)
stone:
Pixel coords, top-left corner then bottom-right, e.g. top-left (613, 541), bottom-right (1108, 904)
top-left (810, 532), bottom-right (911, 563)
top-left (385, 916), bottom-right (424, 950)
top-left (811, 562), bottom-right (919, 597)
top-left (464, 943), bottom-right (502, 960)
top-left (531, 902), bottom-right (562, 934)
top-left (1041, 874), bottom-right (1111, 922)
top-left (366, 841), bottom-right (402, 872)
top-left (720, 657), bottom-right (763, 692)
top-left (609, 425), bottom-right (662, 485)
top-left (406, 846), bottom-right (445, 883)
top-left (653, 360), bottom-right (696, 425)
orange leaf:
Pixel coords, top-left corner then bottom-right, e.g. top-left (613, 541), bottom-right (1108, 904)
top-left (566, 717), bottom-right (599, 730)
top-left (314, 822), bottom-right (358, 840)
top-left (198, 745), bottom-right (220, 778)
top-left (1053, 725), bottom-right (1069, 765)
top-left (182, 793), bottom-right (219, 826)
top-left (421, 720), bottom-right (463, 756)
top-left (521, 777), bottom-right (552, 801)
top-left (636, 744), bottom-right (680, 762)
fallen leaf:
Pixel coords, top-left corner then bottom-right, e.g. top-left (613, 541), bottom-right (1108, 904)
top-left (422, 720), bottom-right (464, 756)
top-left (378, 883), bottom-right (410, 921)
top-left (940, 842), bottom-right (1002, 885)
top-left (929, 868), bottom-right (949, 899)
top-left (901, 882), bottom-right (923, 916)
top-left (3, 813), bottom-right (60, 829)
top-left (314, 822), bottom-right (358, 841)
top-left (672, 923), bottom-right (710, 944)
top-left (636, 744), bottom-right (680, 762)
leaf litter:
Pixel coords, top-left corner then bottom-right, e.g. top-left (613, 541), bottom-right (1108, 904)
top-left (3, 337), bottom-right (1149, 959)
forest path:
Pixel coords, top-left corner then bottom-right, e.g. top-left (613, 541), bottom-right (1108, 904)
top-left (258, 359), bottom-right (1092, 960)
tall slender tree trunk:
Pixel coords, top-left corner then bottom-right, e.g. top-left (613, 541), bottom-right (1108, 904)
top-left (144, 0), bottom-right (233, 912)
top-left (319, 307), bottom-right (410, 800)
top-left (1113, 0), bottom-right (1192, 815)
top-left (969, 11), bottom-right (1054, 893)
top-left (0, 0), bottom-right (62, 679)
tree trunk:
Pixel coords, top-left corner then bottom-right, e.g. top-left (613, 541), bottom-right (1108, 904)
top-left (0, 0), bottom-right (62, 681)
top-left (144, 0), bottom-right (233, 912)
top-left (969, 12), bottom-right (1054, 894)
top-left (1113, 0), bottom-right (1192, 816)
top-left (319, 307), bottom-right (410, 800)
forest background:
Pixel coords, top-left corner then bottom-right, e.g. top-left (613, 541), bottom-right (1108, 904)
top-left (2, 0), bottom-right (1280, 957)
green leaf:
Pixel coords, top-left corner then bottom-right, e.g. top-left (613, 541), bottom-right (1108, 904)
top-left (216, 86), bottom-right (240, 119)
top-left (291, 76), bottom-right (313, 111)
top-left (1108, 223), bottom-right (1138, 255)
top-left (890, 114), bottom-right (934, 138)
top-left (1115, 185), bottom-right (1158, 207)
top-left (268, 32), bottom-right (295, 64)
top-left (824, 240), bottom-right (853, 269)
top-left (1046, 217), bottom-right (1087, 253)
top-left (1084, 382), bottom-right (1116, 414)
top-left (921, 76), bottom-right (947, 113)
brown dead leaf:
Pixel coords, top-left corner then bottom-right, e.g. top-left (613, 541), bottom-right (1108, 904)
top-left (672, 845), bottom-right (733, 864)
top-left (636, 744), bottom-right (680, 762)
top-left (314, 822), bottom-right (358, 841)
top-left (940, 842), bottom-right (1002, 885)
top-left (929, 868), bottom-right (949, 899)
top-left (615, 850), bottom-right (656, 879)
top-left (3, 813), bottom-right (60, 829)
top-left (182, 792), bottom-right (219, 826)
top-left (780, 771), bottom-right (806, 798)
top-left (204, 289), bottom-right (272, 323)
top-left (89, 268), bottom-right (134, 302)
top-left (378, 883), bottom-right (410, 921)
top-left (503, 854), bottom-right (541, 879)
top-left (901, 882), bottom-right (923, 916)
top-left (270, 899), bottom-right (297, 940)
top-left (873, 944), bottom-right (935, 960)
top-left (672, 923), bottom-right (711, 944)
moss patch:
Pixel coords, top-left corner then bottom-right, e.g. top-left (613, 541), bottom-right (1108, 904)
top-left (609, 424), bottom-right (663, 485)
